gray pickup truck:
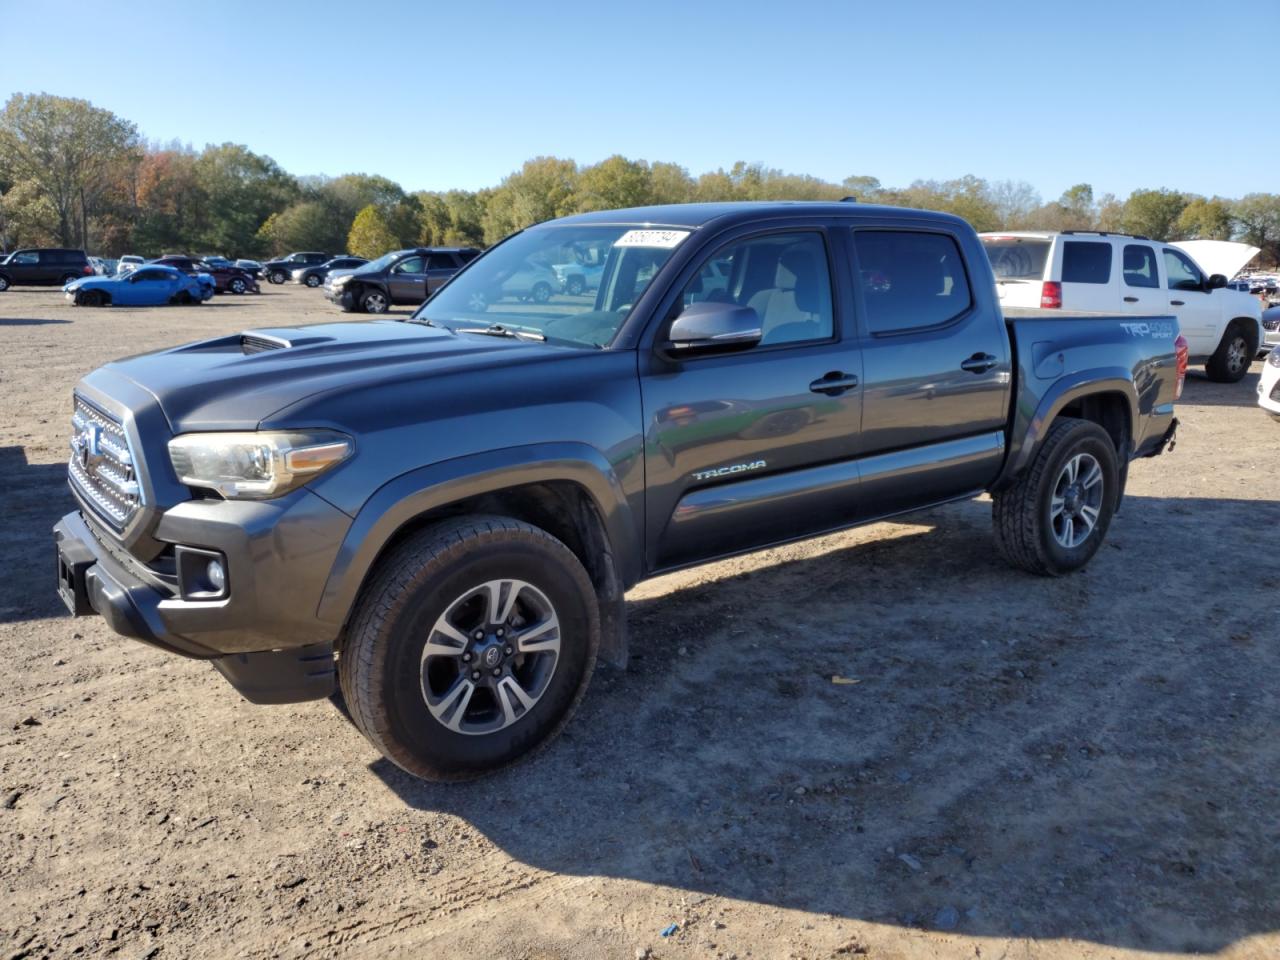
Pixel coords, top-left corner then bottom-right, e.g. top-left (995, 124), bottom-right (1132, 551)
top-left (54, 202), bottom-right (1185, 780)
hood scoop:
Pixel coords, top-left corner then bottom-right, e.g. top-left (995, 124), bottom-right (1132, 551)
top-left (237, 330), bottom-right (337, 354)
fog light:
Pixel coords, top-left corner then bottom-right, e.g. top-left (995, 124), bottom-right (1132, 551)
top-left (206, 559), bottom-right (226, 593)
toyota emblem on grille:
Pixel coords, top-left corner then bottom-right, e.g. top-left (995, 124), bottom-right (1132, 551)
top-left (74, 422), bottom-right (102, 470)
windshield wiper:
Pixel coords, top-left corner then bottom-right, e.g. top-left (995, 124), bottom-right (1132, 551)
top-left (402, 316), bottom-right (452, 331)
top-left (455, 323), bottom-right (546, 342)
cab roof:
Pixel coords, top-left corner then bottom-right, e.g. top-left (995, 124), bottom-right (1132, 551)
top-left (549, 201), bottom-right (968, 231)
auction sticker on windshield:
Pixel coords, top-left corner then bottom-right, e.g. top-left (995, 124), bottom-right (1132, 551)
top-left (615, 229), bottom-right (690, 248)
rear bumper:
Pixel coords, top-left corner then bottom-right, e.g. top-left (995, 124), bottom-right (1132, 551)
top-left (54, 506), bottom-right (342, 703)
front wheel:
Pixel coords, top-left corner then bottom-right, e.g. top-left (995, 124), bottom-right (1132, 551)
top-left (338, 516), bottom-right (599, 781)
top-left (305, 274), bottom-right (321, 287)
top-left (531, 282), bottom-right (552, 304)
top-left (565, 276), bottom-right (585, 296)
top-left (228, 277), bottom-right (247, 294)
top-left (361, 288), bottom-right (389, 314)
top-left (992, 417), bottom-right (1119, 576)
top-left (0, 275), bottom-right (11, 291)
top-left (1205, 323), bottom-right (1255, 383)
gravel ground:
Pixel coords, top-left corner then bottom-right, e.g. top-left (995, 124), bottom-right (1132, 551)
top-left (1, 284), bottom-right (1278, 960)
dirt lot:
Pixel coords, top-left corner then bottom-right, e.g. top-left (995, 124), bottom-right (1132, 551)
top-left (1, 284), bottom-right (1277, 960)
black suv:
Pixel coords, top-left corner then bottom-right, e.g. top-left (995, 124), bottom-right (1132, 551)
top-left (262, 252), bottom-right (330, 285)
top-left (0, 248), bottom-right (93, 289)
top-left (293, 256), bottom-right (368, 287)
top-left (324, 247), bottom-right (479, 313)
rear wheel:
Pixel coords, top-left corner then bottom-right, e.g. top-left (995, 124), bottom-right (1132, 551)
top-left (1205, 322), bottom-right (1255, 383)
top-left (338, 516), bottom-right (599, 781)
top-left (270, 269), bottom-right (287, 285)
top-left (361, 288), bottom-right (389, 314)
top-left (532, 281), bottom-right (552, 304)
top-left (993, 417), bottom-right (1119, 576)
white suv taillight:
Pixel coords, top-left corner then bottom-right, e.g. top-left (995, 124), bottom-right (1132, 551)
top-left (1040, 281), bottom-right (1062, 309)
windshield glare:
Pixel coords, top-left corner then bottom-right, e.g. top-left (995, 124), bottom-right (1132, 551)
top-left (413, 225), bottom-right (689, 347)
top-left (358, 251), bottom-right (402, 273)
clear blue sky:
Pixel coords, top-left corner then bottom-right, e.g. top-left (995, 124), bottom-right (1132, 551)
top-left (1, 0), bottom-right (1275, 202)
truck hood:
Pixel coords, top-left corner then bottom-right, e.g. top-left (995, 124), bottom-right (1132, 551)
top-left (99, 320), bottom-right (580, 433)
top-left (1169, 240), bottom-right (1260, 280)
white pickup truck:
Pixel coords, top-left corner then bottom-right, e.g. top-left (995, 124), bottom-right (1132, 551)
top-left (981, 232), bottom-right (1262, 382)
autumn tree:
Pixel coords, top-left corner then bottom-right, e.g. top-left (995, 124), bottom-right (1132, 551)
top-left (1176, 197), bottom-right (1233, 240)
top-left (481, 156), bottom-right (578, 243)
top-left (0, 93), bottom-right (140, 248)
top-left (347, 204), bottom-right (398, 259)
top-left (1232, 193), bottom-right (1280, 264)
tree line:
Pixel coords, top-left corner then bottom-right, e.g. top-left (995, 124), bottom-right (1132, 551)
top-left (3, 92), bottom-right (1279, 266)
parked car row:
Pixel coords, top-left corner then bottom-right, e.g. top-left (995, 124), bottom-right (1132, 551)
top-left (322, 247), bottom-right (479, 313)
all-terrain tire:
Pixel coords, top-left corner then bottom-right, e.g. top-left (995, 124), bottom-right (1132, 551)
top-left (1204, 321), bottom-right (1256, 383)
top-left (992, 417), bottom-right (1119, 576)
top-left (338, 515), bottom-right (599, 781)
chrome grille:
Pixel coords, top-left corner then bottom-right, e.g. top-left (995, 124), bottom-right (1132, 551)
top-left (1262, 317), bottom-right (1279, 332)
top-left (69, 397), bottom-right (141, 530)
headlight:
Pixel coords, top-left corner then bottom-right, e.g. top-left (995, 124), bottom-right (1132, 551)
top-left (1269, 348), bottom-right (1280, 368)
top-left (331, 274), bottom-right (350, 286)
top-left (168, 430), bottom-right (352, 500)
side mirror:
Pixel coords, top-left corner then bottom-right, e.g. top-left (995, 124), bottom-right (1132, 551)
top-left (1206, 273), bottom-right (1227, 290)
top-left (664, 301), bottom-right (762, 356)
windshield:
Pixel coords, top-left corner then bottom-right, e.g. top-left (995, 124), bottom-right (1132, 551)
top-left (982, 236), bottom-right (1051, 280)
top-left (412, 225), bottom-right (689, 347)
top-left (357, 251), bottom-right (402, 274)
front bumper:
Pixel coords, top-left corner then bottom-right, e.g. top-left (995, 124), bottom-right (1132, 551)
top-left (1258, 359), bottom-right (1280, 419)
top-left (324, 285), bottom-right (354, 308)
top-left (53, 489), bottom-right (351, 702)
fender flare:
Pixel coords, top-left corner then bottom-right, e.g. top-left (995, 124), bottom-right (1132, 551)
top-left (995, 369), bottom-right (1139, 489)
top-left (315, 441), bottom-right (641, 631)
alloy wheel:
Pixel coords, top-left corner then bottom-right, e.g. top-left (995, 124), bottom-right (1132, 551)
top-left (420, 579), bottom-right (561, 736)
top-left (1049, 453), bottom-right (1104, 549)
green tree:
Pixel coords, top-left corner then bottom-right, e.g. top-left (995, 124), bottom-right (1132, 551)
top-left (347, 204), bottom-right (398, 258)
top-left (1120, 188), bottom-right (1189, 240)
top-left (258, 200), bottom-right (344, 255)
top-left (648, 162), bottom-right (695, 205)
top-left (0, 92), bottom-right (140, 248)
top-left (193, 143), bottom-right (299, 255)
top-left (1176, 196), bottom-right (1233, 240)
top-left (416, 189), bottom-right (487, 247)
top-left (575, 155), bottom-right (652, 212)
top-left (1232, 193), bottom-right (1280, 264)
top-left (841, 175), bottom-right (882, 201)
top-left (482, 156), bottom-right (578, 243)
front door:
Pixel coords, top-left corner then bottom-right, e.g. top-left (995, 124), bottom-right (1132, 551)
top-left (1163, 247), bottom-right (1218, 356)
top-left (388, 255), bottom-right (427, 304)
top-left (641, 229), bottom-right (864, 571)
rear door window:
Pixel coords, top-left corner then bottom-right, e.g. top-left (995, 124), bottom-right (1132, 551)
top-left (853, 230), bottom-right (973, 334)
top-left (1061, 241), bottom-right (1113, 284)
top-left (1122, 244), bottom-right (1159, 288)
top-left (426, 254), bottom-right (458, 270)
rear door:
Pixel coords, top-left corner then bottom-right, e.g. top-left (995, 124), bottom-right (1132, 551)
top-left (387, 255), bottom-right (427, 303)
top-left (851, 225), bottom-right (1010, 515)
top-left (641, 226), bottom-right (864, 570)
top-left (1118, 242), bottom-right (1164, 313)
top-left (425, 253), bottom-right (460, 294)
top-left (1057, 239), bottom-right (1116, 311)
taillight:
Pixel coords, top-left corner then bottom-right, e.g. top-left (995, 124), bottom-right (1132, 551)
top-left (1040, 281), bottom-right (1062, 309)
top-left (1174, 333), bottom-right (1189, 400)
top-left (82, 264), bottom-right (93, 275)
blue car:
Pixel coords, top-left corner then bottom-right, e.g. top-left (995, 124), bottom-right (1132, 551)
top-left (64, 265), bottom-right (214, 306)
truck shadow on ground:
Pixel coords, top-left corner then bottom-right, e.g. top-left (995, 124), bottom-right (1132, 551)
top-left (0, 446), bottom-right (74, 623)
top-left (0, 317), bottom-right (72, 326)
top-left (371, 492), bottom-right (1280, 954)
top-left (1180, 367), bottom-right (1265, 408)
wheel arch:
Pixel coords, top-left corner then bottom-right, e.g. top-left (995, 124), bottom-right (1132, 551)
top-left (1224, 315), bottom-right (1262, 353)
top-left (995, 372), bottom-right (1138, 492)
top-left (318, 444), bottom-right (640, 667)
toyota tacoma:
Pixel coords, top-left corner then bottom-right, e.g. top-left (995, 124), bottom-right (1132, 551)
top-left (54, 202), bottom-right (1185, 781)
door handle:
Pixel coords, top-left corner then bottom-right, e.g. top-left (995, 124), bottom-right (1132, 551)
top-left (1123, 296), bottom-right (1138, 303)
top-left (809, 371), bottom-right (859, 395)
top-left (960, 353), bottom-right (998, 374)
top-left (1170, 300), bottom-right (1184, 306)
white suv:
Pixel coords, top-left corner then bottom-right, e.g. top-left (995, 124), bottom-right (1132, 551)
top-left (981, 232), bottom-right (1263, 383)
